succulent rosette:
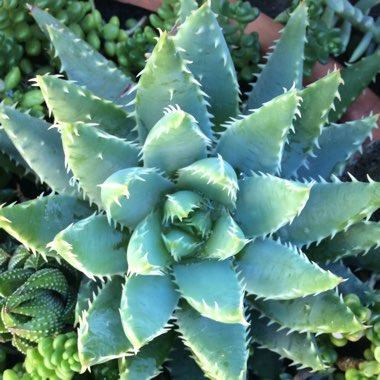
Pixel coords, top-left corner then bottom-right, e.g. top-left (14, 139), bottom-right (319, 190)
top-left (0, 1), bottom-right (379, 379)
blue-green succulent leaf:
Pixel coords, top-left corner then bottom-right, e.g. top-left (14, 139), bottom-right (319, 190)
top-left (135, 32), bottom-right (212, 143)
top-left (48, 213), bottom-right (128, 279)
top-left (163, 190), bottom-right (204, 223)
top-left (344, 247), bottom-right (380, 273)
top-left (235, 173), bottom-right (311, 238)
top-left (244, 2), bottom-right (307, 110)
top-left (101, 167), bottom-right (174, 229)
top-left (307, 221), bottom-right (380, 263)
top-left (252, 290), bottom-right (364, 334)
top-left (279, 180), bottom-right (380, 246)
top-left (31, 6), bottom-right (134, 106)
top-left (37, 75), bottom-right (135, 139)
top-left (173, 259), bottom-right (246, 324)
top-left (119, 332), bottom-right (175, 380)
top-left (78, 277), bottom-right (132, 370)
top-left (236, 239), bottom-right (342, 300)
top-left (162, 228), bottom-right (200, 262)
top-left (297, 116), bottom-right (378, 180)
top-left (0, 105), bottom-right (72, 194)
top-left (176, 157), bottom-right (238, 209)
top-left (329, 51), bottom-right (380, 123)
top-left (0, 194), bottom-right (92, 257)
top-left (75, 277), bottom-right (102, 325)
top-left (120, 274), bottom-right (179, 351)
top-left (0, 129), bottom-right (30, 171)
top-left (174, 4), bottom-right (239, 127)
top-left (217, 90), bottom-right (299, 175)
top-left (203, 211), bottom-right (249, 260)
top-left (177, 0), bottom-right (198, 23)
top-left (249, 309), bottom-right (326, 371)
top-left (127, 211), bottom-right (171, 275)
top-left (61, 122), bottom-right (140, 207)
top-left (143, 109), bottom-right (210, 176)
top-left (185, 209), bottom-right (213, 239)
top-left (176, 301), bottom-right (248, 380)
top-left (167, 339), bottom-right (208, 380)
top-left (281, 70), bottom-right (343, 178)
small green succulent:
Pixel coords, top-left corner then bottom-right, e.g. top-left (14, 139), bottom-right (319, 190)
top-left (0, 2), bottom-right (380, 379)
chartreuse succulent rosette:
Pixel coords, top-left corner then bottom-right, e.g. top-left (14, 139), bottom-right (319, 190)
top-left (0, 1), bottom-right (380, 379)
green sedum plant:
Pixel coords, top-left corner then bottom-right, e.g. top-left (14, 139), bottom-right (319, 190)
top-left (0, 2), bottom-right (380, 379)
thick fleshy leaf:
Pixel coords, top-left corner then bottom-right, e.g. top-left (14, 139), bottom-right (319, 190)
top-left (177, 0), bottom-right (198, 23)
top-left (120, 274), bottom-right (179, 350)
top-left (119, 332), bottom-right (175, 380)
top-left (306, 221), bottom-right (380, 263)
top-left (236, 239), bottom-right (342, 300)
top-left (127, 211), bottom-right (171, 275)
top-left (135, 32), bottom-right (212, 143)
top-left (329, 51), bottom-right (380, 123)
top-left (217, 90), bottom-right (299, 175)
top-left (297, 116), bottom-right (378, 180)
top-left (0, 268), bottom-right (33, 297)
top-left (101, 168), bottom-right (174, 228)
top-left (31, 6), bottom-right (134, 106)
top-left (203, 212), bottom-right (249, 260)
top-left (49, 213), bottom-right (128, 279)
top-left (167, 339), bottom-right (208, 380)
top-left (75, 277), bottom-right (101, 325)
top-left (0, 129), bottom-right (30, 171)
top-left (252, 290), bottom-right (364, 334)
top-left (61, 123), bottom-right (140, 207)
top-left (281, 70), bottom-right (342, 178)
top-left (185, 209), bottom-right (213, 239)
top-left (249, 310), bottom-right (326, 371)
top-left (37, 75), bottom-right (135, 139)
top-left (344, 247), bottom-right (380, 273)
top-left (173, 259), bottom-right (246, 324)
top-left (78, 277), bottom-right (132, 369)
top-left (174, 4), bottom-right (239, 127)
top-left (0, 194), bottom-right (91, 257)
top-left (176, 157), bottom-right (238, 209)
top-left (143, 110), bottom-right (209, 175)
top-left (279, 180), bottom-right (380, 246)
top-left (162, 227), bottom-right (200, 262)
top-left (0, 105), bottom-right (72, 194)
top-left (163, 190), bottom-right (203, 223)
top-left (176, 302), bottom-right (248, 380)
top-left (235, 173), bottom-right (311, 238)
top-left (244, 2), bottom-right (307, 110)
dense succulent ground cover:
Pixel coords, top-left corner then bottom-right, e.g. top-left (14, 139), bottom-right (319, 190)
top-left (0, 0), bottom-right (380, 379)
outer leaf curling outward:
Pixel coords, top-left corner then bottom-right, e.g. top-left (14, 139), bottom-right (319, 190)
top-left (244, 2), bottom-right (307, 111)
top-left (48, 213), bottom-right (129, 279)
top-left (0, 194), bottom-right (92, 258)
top-left (297, 115), bottom-right (378, 180)
top-left (176, 301), bottom-right (248, 380)
top-left (281, 70), bottom-right (342, 178)
top-left (235, 173), bottom-right (311, 238)
top-left (0, 105), bottom-right (72, 194)
top-left (60, 122), bottom-right (140, 207)
top-left (236, 238), bottom-right (342, 300)
top-left (135, 32), bottom-right (212, 143)
top-left (252, 290), bottom-right (364, 334)
top-left (30, 6), bottom-right (135, 107)
top-left (249, 310), bottom-right (326, 371)
top-left (174, 3), bottom-right (240, 127)
top-left (279, 180), bottom-right (380, 246)
top-left (78, 277), bottom-right (132, 370)
top-left (217, 89), bottom-right (299, 176)
top-left (36, 75), bottom-right (135, 139)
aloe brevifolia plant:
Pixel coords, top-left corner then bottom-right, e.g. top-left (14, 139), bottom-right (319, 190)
top-left (0, 1), bottom-right (380, 379)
